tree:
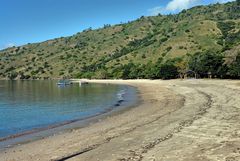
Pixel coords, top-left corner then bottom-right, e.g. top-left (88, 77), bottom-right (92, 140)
top-left (142, 62), bottom-right (158, 79)
top-left (142, 54), bottom-right (146, 59)
top-left (228, 54), bottom-right (240, 78)
top-left (94, 69), bottom-right (108, 79)
top-left (158, 62), bottom-right (178, 80)
top-left (237, 0), bottom-right (240, 5)
top-left (8, 72), bottom-right (18, 80)
top-left (188, 51), bottom-right (227, 78)
top-left (175, 59), bottom-right (188, 79)
top-left (112, 68), bottom-right (124, 79)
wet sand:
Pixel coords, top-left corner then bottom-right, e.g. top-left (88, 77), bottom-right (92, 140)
top-left (1, 79), bottom-right (240, 161)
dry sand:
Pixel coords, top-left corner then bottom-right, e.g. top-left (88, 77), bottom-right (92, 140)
top-left (1, 79), bottom-right (240, 161)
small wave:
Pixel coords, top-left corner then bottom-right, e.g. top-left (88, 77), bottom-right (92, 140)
top-left (114, 89), bottom-right (127, 107)
top-left (117, 89), bottom-right (126, 101)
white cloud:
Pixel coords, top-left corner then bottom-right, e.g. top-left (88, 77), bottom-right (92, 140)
top-left (148, 0), bottom-right (235, 15)
top-left (148, 0), bottom-right (201, 15)
top-left (166, 0), bottom-right (201, 12)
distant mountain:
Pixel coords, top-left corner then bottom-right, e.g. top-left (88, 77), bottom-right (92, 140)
top-left (0, 1), bottom-right (240, 80)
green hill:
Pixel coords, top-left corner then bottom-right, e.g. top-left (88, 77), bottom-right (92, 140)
top-left (0, 1), bottom-right (240, 79)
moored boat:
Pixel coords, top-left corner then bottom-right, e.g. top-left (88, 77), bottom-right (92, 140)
top-left (57, 80), bottom-right (72, 86)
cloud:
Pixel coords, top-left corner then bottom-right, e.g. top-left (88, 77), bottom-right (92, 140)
top-left (148, 0), bottom-right (235, 15)
top-left (148, 0), bottom-right (201, 15)
top-left (166, 0), bottom-right (201, 12)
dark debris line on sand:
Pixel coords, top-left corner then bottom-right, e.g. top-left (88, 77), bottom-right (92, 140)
top-left (52, 97), bottom-right (186, 161)
top-left (53, 89), bottom-right (213, 161)
top-left (117, 89), bottom-right (213, 161)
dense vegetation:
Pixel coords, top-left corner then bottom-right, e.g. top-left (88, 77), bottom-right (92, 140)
top-left (0, 1), bottom-right (240, 80)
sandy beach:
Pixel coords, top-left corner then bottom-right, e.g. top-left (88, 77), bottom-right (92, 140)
top-left (1, 79), bottom-right (240, 161)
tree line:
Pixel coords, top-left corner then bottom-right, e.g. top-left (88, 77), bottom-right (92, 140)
top-left (75, 50), bottom-right (240, 80)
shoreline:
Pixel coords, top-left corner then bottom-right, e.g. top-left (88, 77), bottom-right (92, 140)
top-left (1, 79), bottom-right (240, 161)
top-left (0, 83), bottom-right (139, 150)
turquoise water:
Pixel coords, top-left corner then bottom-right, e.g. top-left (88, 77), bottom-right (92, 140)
top-left (0, 80), bottom-right (136, 140)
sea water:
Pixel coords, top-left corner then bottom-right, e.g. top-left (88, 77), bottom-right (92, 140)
top-left (0, 80), bottom-right (137, 141)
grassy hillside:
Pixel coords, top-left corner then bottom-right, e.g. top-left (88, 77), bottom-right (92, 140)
top-left (0, 1), bottom-right (240, 79)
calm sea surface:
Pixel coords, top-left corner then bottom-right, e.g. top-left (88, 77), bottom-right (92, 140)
top-left (0, 80), bottom-right (136, 139)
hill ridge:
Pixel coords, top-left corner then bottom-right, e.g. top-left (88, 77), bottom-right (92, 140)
top-left (0, 1), bottom-right (240, 79)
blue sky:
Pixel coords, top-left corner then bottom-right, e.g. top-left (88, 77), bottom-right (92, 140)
top-left (0, 0), bottom-right (235, 49)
